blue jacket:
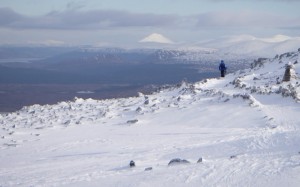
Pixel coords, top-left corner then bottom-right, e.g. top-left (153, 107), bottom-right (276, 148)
top-left (219, 62), bottom-right (227, 71)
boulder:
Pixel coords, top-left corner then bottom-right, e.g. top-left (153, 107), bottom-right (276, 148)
top-left (129, 160), bottom-right (135, 167)
top-left (197, 157), bottom-right (203, 163)
top-left (168, 158), bottom-right (190, 166)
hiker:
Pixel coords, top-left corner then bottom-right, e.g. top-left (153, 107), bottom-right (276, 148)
top-left (219, 60), bottom-right (227, 77)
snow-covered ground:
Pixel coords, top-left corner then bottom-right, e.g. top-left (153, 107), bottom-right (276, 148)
top-left (1, 49), bottom-right (300, 187)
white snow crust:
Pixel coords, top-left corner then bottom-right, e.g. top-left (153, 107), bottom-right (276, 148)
top-left (1, 49), bottom-right (300, 187)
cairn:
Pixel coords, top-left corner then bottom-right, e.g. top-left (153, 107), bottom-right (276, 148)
top-left (282, 64), bottom-right (293, 82)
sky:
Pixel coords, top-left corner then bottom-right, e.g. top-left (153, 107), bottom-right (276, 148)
top-left (0, 0), bottom-right (300, 47)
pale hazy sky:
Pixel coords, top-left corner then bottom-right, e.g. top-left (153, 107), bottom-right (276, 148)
top-left (0, 0), bottom-right (299, 47)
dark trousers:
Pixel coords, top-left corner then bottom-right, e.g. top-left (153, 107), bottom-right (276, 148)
top-left (221, 70), bottom-right (225, 77)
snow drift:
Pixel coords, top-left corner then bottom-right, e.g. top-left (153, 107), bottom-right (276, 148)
top-left (0, 49), bottom-right (300, 187)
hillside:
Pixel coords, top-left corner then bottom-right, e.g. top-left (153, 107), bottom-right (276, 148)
top-left (0, 49), bottom-right (300, 186)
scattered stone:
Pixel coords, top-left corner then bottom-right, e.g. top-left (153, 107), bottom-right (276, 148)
top-left (3, 143), bottom-right (18, 147)
top-left (251, 58), bottom-right (268, 68)
top-left (136, 107), bottom-right (143, 113)
top-left (63, 120), bottom-right (71, 125)
top-left (127, 119), bottom-right (138, 124)
top-left (224, 98), bottom-right (230, 102)
top-left (197, 157), bottom-right (203, 163)
top-left (129, 160), bottom-right (135, 167)
top-left (276, 77), bottom-right (281, 84)
top-left (145, 167), bottom-right (153, 171)
top-left (168, 158), bottom-right (190, 166)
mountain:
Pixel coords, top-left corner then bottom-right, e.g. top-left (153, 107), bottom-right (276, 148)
top-left (139, 33), bottom-right (174, 44)
top-left (1, 49), bottom-right (299, 186)
top-left (199, 34), bottom-right (300, 58)
top-left (0, 46), bottom-right (76, 62)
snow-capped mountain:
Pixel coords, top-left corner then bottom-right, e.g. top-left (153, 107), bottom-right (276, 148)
top-left (139, 33), bottom-right (174, 44)
top-left (199, 34), bottom-right (300, 58)
top-left (1, 49), bottom-right (300, 186)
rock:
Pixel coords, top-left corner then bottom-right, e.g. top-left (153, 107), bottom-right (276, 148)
top-left (230, 155), bottom-right (237, 159)
top-left (64, 120), bottom-right (71, 125)
top-left (130, 160), bottom-right (135, 167)
top-left (224, 98), bottom-right (230, 102)
top-left (145, 167), bottom-right (153, 171)
top-left (276, 77), bottom-right (280, 84)
top-left (136, 107), bottom-right (143, 113)
top-left (127, 119), bottom-right (138, 124)
top-left (168, 158), bottom-right (190, 166)
top-left (197, 157), bottom-right (203, 163)
top-left (251, 58), bottom-right (268, 68)
top-left (144, 100), bottom-right (150, 105)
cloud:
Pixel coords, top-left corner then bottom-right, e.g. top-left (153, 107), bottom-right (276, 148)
top-left (0, 7), bottom-right (178, 30)
top-left (0, 7), bottom-right (22, 26)
top-left (206, 0), bottom-right (300, 2)
top-left (0, 7), bottom-right (298, 34)
top-left (194, 11), bottom-right (299, 29)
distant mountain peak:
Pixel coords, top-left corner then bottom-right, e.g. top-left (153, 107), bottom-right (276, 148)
top-left (259, 34), bottom-right (291, 43)
top-left (139, 33), bottom-right (174, 44)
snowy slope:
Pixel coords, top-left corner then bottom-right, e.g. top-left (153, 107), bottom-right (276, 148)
top-left (0, 50), bottom-right (300, 187)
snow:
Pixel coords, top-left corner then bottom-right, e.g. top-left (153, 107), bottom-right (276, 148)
top-left (259, 35), bottom-right (292, 43)
top-left (1, 49), bottom-right (300, 186)
top-left (198, 34), bottom-right (300, 58)
top-left (139, 33), bottom-right (174, 44)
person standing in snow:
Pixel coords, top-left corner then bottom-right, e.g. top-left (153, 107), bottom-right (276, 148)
top-left (219, 60), bottom-right (227, 77)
